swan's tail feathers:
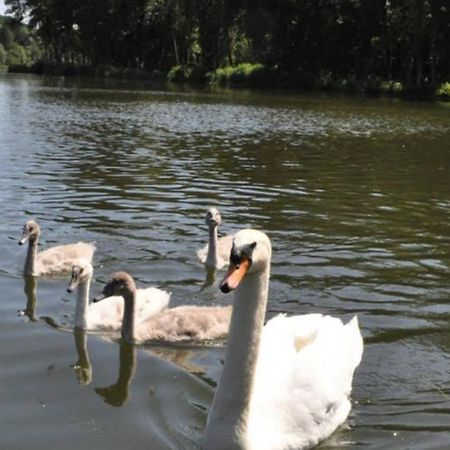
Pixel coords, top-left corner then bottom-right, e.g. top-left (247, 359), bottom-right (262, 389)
top-left (345, 315), bottom-right (364, 371)
top-left (75, 241), bottom-right (97, 263)
top-left (88, 241), bottom-right (97, 254)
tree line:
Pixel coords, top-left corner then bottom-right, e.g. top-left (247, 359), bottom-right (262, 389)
top-left (0, 15), bottom-right (41, 68)
top-left (4, 0), bottom-right (450, 92)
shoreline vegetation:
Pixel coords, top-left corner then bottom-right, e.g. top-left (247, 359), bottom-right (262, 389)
top-left (2, 0), bottom-right (450, 101)
top-left (6, 62), bottom-right (450, 101)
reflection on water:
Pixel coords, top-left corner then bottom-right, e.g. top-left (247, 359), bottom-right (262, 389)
top-left (0, 74), bottom-right (449, 449)
top-left (95, 341), bottom-right (136, 406)
top-left (21, 275), bottom-right (38, 322)
top-left (72, 328), bottom-right (93, 385)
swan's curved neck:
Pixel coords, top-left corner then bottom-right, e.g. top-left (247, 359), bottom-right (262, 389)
top-left (75, 276), bottom-right (91, 329)
top-left (205, 263), bottom-right (270, 450)
top-left (24, 236), bottom-right (38, 276)
top-left (122, 290), bottom-right (136, 343)
top-left (206, 225), bottom-right (219, 266)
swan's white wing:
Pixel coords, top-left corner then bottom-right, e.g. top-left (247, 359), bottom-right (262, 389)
top-left (134, 287), bottom-right (171, 324)
top-left (247, 314), bottom-right (363, 450)
top-left (197, 244), bottom-right (208, 264)
top-left (36, 242), bottom-right (96, 275)
top-left (85, 287), bottom-right (170, 332)
top-left (86, 295), bottom-right (124, 331)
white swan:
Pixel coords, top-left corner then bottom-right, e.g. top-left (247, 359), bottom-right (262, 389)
top-left (18, 220), bottom-right (96, 276)
top-left (197, 207), bottom-right (234, 269)
top-left (95, 271), bottom-right (232, 344)
top-left (66, 260), bottom-right (170, 331)
top-left (204, 229), bottom-right (363, 450)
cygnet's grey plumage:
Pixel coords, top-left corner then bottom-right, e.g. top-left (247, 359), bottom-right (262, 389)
top-left (19, 220), bottom-right (95, 276)
top-left (197, 207), bottom-right (234, 269)
top-left (98, 271), bottom-right (232, 344)
top-left (67, 260), bottom-right (170, 331)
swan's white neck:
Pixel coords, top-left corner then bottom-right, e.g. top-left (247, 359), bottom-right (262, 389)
top-left (24, 237), bottom-right (38, 276)
top-left (205, 263), bottom-right (270, 450)
top-left (122, 290), bottom-right (136, 343)
top-left (75, 276), bottom-right (91, 329)
top-left (206, 225), bottom-right (219, 267)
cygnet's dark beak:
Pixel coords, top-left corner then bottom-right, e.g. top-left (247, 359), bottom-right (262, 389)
top-left (19, 228), bottom-right (29, 245)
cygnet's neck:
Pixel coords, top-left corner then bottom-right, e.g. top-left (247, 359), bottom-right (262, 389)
top-left (205, 263), bottom-right (270, 449)
top-left (206, 224), bottom-right (219, 267)
top-left (24, 236), bottom-right (38, 276)
top-left (122, 289), bottom-right (136, 343)
top-left (75, 275), bottom-right (91, 329)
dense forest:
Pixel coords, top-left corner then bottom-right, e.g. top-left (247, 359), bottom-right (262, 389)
top-left (3, 1), bottom-right (450, 95)
top-left (0, 15), bottom-right (41, 69)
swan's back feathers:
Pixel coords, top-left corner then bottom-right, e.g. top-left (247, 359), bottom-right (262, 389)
top-left (37, 242), bottom-right (96, 275)
top-left (247, 314), bottom-right (363, 450)
top-left (85, 287), bottom-right (170, 332)
top-left (135, 305), bottom-right (232, 343)
top-left (135, 287), bottom-right (171, 324)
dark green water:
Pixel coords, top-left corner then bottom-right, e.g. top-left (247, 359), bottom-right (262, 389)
top-left (1, 74), bottom-right (449, 450)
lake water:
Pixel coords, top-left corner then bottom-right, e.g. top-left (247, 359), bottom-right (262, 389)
top-left (0, 74), bottom-right (449, 450)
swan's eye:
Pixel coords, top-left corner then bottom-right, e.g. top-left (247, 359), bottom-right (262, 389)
top-left (230, 250), bottom-right (241, 266)
top-left (79, 268), bottom-right (84, 274)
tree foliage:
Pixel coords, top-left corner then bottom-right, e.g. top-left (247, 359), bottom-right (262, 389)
top-left (0, 15), bottom-right (41, 66)
top-left (3, 0), bottom-right (450, 88)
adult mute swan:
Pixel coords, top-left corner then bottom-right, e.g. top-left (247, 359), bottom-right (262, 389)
top-left (18, 220), bottom-right (95, 276)
top-left (95, 272), bottom-right (232, 344)
top-left (66, 260), bottom-right (170, 331)
top-left (197, 207), bottom-right (234, 269)
top-left (204, 229), bottom-right (363, 450)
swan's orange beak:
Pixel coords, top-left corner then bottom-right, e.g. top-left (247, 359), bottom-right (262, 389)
top-left (220, 256), bottom-right (251, 293)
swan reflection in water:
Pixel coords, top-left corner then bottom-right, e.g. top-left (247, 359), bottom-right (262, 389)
top-left (72, 328), bottom-right (93, 385)
top-left (95, 341), bottom-right (137, 407)
top-left (20, 275), bottom-right (38, 322)
top-left (70, 327), bottom-right (217, 408)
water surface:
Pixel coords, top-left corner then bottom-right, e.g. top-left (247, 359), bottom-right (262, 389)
top-left (1, 74), bottom-right (449, 449)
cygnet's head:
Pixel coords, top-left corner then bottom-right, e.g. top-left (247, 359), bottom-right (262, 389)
top-left (220, 229), bottom-right (271, 293)
top-left (19, 220), bottom-right (40, 245)
top-left (94, 272), bottom-right (136, 302)
top-left (205, 207), bottom-right (222, 228)
top-left (67, 260), bottom-right (93, 293)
